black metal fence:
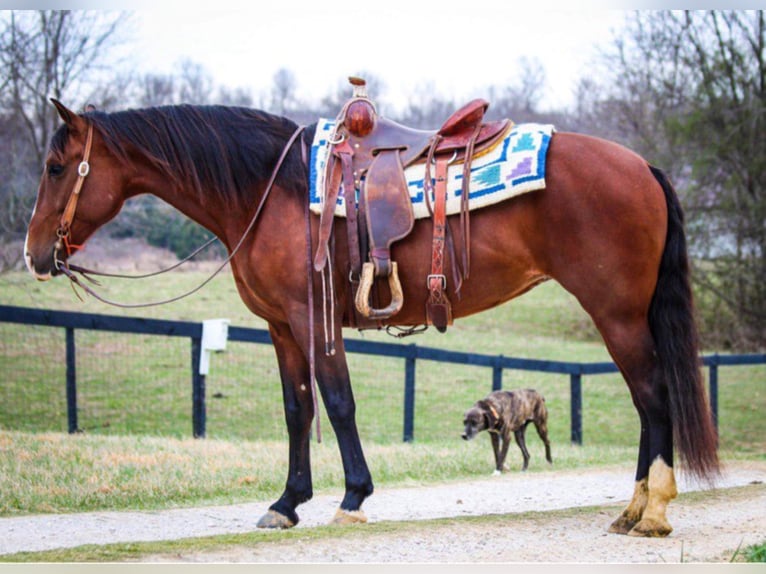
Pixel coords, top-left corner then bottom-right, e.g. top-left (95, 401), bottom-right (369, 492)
top-left (1, 304), bottom-right (764, 443)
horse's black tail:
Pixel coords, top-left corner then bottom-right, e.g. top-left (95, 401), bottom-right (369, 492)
top-left (648, 165), bottom-right (720, 481)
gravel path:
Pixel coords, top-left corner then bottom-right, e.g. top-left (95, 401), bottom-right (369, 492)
top-left (1, 461), bottom-right (764, 562)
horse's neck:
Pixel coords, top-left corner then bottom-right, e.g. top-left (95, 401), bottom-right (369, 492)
top-left (128, 169), bottom-right (232, 245)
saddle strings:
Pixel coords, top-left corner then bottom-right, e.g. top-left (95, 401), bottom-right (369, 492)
top-left (304, 180), bottom-right (322, 443)
top-left (320, 256), bottom-right (336, 357)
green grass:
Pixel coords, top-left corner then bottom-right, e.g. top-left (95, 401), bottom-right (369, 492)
top-left (741, 542), bottom-right (766, 562)
top-left (0, 267), bottom-right (763, 518)
top-left (0, 429), bottom-right (640, 517)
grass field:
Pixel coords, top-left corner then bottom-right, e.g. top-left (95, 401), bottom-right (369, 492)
top-left (0, 266), bottom-right (763, 517)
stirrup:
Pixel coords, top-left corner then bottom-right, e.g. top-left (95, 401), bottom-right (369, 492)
top-left (354, 261), bottom-right (404, 320)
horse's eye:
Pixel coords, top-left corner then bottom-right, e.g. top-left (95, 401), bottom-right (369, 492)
top-left (47, 164), bottom-right (65, 178)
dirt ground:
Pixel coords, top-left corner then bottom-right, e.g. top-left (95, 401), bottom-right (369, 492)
top-left (2, 461), bottom-right (764, 563)
top-left (152, 485), bottom-right (765, 564)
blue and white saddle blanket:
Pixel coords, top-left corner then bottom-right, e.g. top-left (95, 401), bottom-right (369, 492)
top-left (309, 119), bottom-right (554, 219)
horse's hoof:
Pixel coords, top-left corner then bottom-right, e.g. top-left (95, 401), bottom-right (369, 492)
top-left (627, 517), bottom-right (673, 538)
top-left (608, 514), bottom-right (637, 535)
top-left (330, 508), bottom-right (368, 525)
top-left (257, 510), bottom-right (296, 529)
top-left (492, 469), bottom-right (502, 477)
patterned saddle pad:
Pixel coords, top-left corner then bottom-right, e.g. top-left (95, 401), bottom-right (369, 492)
top-left (309, 120), bottom-right (554, 219)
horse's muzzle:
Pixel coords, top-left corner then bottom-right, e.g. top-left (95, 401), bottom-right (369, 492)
top-left (24, 234), bottom-right (55, 281)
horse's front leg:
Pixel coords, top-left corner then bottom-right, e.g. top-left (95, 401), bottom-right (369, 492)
top-left (256, 323), bottom-right (315, 529)
top-left (314, 339), bottom-right (374, 524)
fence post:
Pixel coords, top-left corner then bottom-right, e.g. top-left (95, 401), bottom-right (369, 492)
top-left (708, 354), bottom-right (719, 438)
top-left (65, 327), bottom-right (79, 434)
top-left (403, 344), bottom-right (417, 442)
top-left (492, 355), bottom-right (503, 391)
top-left (191, 336), bottom-right (206, 438)
top-left (570, 372), bottom-right (582, 445)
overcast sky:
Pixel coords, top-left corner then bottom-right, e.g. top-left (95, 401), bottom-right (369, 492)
top-left (125, 3), bottom-right (629, 113)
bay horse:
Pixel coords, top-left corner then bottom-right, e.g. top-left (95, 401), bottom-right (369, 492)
top-left (24, 98), bottom-right (719, 537)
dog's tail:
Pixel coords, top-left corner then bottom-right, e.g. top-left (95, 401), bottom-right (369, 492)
top-left (648, 166), bottom-right (719, 481)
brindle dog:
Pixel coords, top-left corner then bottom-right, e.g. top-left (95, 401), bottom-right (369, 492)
top-left (462, 389), bottom-right (553, 473)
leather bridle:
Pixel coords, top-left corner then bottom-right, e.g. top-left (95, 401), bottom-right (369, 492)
top-left (54, 121), bottom-right (94, 267)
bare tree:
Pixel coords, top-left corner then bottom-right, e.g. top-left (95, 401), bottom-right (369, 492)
top-left (495, 56), bottom-right (547, 116)
top-left (217, 85), bottom-right (253, 107)
top-left (479, 57), bottom-right (551, 125)
top-left (269, 67), bottom-right (298, 115)
top-left (317, 72), bottom-right (388, 117)
top-left (593, 10), bottom-right (765, 349)
top-left (137, 72), bottom-right (177, 107)
top-left (0, 10), bottom-right (127, 254)
top-left (0, 10), bottom-right (128, 164)
top-left (177, 58), bottom-right (214, 104)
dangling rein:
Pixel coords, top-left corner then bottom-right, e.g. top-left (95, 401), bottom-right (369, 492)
top-left (56, 122), bottom-right (324, 442)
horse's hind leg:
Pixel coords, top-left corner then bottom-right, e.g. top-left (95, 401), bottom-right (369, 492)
top-left (608, 407), bottom-right (676, 536)
top-left (595, 317), bottom-right (677, 537)
top-left (557, 235), bottom-right (678, 534)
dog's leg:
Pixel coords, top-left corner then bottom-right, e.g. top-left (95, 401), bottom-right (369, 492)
top-left (490, 432), bottom-right (503, 475)
top-left (534, 418), bottom-right (553, 464)
top-left (496, 429), bottom-right (512, 473)
top-left (514, 427), bottom-right (531, 471)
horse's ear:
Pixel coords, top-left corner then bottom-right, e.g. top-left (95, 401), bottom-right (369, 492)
top-left (50, 98), bottom-right (88, 134)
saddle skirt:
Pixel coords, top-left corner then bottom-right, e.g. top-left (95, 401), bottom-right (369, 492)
top-left (309, 120), bottom-right (555, 219)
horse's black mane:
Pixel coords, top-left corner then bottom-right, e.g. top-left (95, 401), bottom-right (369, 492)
top-left (52, 104), bottom-right (312, 204)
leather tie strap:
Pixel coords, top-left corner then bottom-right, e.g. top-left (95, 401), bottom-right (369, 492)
top-left (459, 121), bottom-right (483, 282)
top-left (426, 156), bottom-right (452, 332)
top-left (313, 140), bottom-right (349, 271)
top-left (339, 149), bottom-right (362, 280)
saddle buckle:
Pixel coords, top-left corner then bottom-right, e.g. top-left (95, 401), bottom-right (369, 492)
top-left (427, 274), bottom-right (447, 290)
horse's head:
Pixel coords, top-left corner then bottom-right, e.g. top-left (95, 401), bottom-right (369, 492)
top-left (25, 100), bottom-right (126, 280)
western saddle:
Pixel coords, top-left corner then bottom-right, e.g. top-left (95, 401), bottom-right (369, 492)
top-left (314, 77), bottom-right (510, 333)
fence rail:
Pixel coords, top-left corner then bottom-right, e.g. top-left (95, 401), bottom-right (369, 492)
top-left (1, 304), bottom-right (763, 443)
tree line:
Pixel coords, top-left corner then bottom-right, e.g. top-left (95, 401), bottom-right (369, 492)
top-left (1, 10), bottom-right (763, 350)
